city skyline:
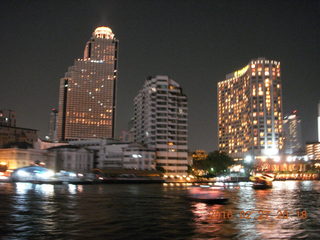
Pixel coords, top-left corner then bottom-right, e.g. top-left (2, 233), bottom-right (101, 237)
top-left (0, 0), bottom-right (319, 151)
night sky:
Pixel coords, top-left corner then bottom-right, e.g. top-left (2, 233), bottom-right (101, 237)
top-left (0, 0), bottom-right (319, 151)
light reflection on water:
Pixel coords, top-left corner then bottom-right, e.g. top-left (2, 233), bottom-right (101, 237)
top-left (0, 181), bottom-right (319, 239)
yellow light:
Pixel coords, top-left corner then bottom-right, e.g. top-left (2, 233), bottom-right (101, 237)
top-left (94, 26), bottom-right (114, 39)
top-left (234, 65), bottom-right (249, 78)
top-left (94, 26), bottom-right (112, 33)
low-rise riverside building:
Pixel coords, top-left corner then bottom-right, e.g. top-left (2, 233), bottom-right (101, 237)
top-left (102, 142), bottom-right (156, 170)
top-left (0, 126), bottom-right (38, 147)
top-left (48, 145), bottom-right (94, 173)
top-left (69, 139), bottom-right (156, 170)
top-left (0, 147), bottom-right (56, 170)
top-left (0, 109), bottom-right (38, 147)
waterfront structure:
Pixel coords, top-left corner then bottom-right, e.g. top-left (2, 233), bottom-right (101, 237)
top-left (69, 139), bottom-right (155, 170)
top-left (98, 142), bottom-right (156, 170)
top-left (11, 166), bottom-right (55, 182)
top-left (133, 75), bottom-right (188, 174)
top-left (57, 26), bottom-right (119, 141)
top-left (0, 147), bottom-right (56, 170)
top-left (306, 142), bottom-right (320, 160)
top-left (48, 145), bottom-right (94, 173)
top-left (283, 110), bottom-right (303, 154)
top-left (49, 108), bottom-right (58, 142)
top-left (255, 160), bottom-right (309, 174)
top-left (218, 58), bottom-right (283, 161)
top-left (0, 109), bottom-right (16, 127)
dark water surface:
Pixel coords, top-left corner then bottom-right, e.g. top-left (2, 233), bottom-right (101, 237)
top-left (0, 181), bottom-right (320, 240)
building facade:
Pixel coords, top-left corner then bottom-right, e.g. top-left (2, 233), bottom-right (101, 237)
top-left (0, 148), bottom-right (56, 170)
top-left (133, 75), bottom-right (188, 174)
top-left (99, 142), bottom-right (156, 170)
top-left (69, 139), bottom-right (155, 170)
top-left (48, 145), bottom-right (94, 173)
top-left (218, 58), bottom-right (283, 161)
top-left (306, 142), bottom-right (320, 160)
top-left (57, 26), bottom-right (119, 141)
top-left (283, 111), bottom-right (303, 154)
top-left (0, 126), bottom-right (38, 147)
top-left (0, 109), bottom-right (16, 127)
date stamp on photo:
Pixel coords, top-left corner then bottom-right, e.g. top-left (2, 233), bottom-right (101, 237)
top-left (208, 209), bottom-right (308, 220)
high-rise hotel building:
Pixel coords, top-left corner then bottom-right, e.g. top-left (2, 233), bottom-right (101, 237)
top-left (134, 75), bottom-right (188, 174)
top-left (57, 27), bottom-right (118, 141)
top-left (218, 58), bottom-right (283, 161)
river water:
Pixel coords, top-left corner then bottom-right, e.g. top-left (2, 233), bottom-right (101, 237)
top-left (0, 181), bottom-right (319, 240)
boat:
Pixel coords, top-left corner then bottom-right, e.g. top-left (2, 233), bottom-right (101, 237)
top-left (252, 182), bottom-right (272, 189)
top-left (187, 185), bottom-right (228, 204)
top-left (250, 173), bottom-right (274, 189)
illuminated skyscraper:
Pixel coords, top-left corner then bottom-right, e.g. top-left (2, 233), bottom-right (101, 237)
top-left (217, 58), bottom-right (283, 161)
top-left (57, 26), bottom-right (119, 141)
top-left (283, 110), bottom-right (303, 154)
top-left (134, 75), bottom-right (188, 174)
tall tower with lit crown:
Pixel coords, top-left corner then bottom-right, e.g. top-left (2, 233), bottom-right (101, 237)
top-left (217, 58), bottom-right (283, 161)
top-left (57, 27), bottom-right (119, 141)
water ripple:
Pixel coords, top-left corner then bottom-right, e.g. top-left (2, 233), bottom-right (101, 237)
top-left (0, 181), bottom-right (319, 239)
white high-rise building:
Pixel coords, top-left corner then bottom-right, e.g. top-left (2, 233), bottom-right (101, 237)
top-left (133, 75), bottom-right (188, 174)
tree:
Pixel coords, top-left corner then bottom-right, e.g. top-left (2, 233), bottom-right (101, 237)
top-left (193, 150), bottom-right (233, 174)
top-left (156, 165), bottom-right (165, 173)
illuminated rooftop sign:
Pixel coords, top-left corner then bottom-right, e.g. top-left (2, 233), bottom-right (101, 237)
top-left (233, 65), bottom-right (249, 78)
